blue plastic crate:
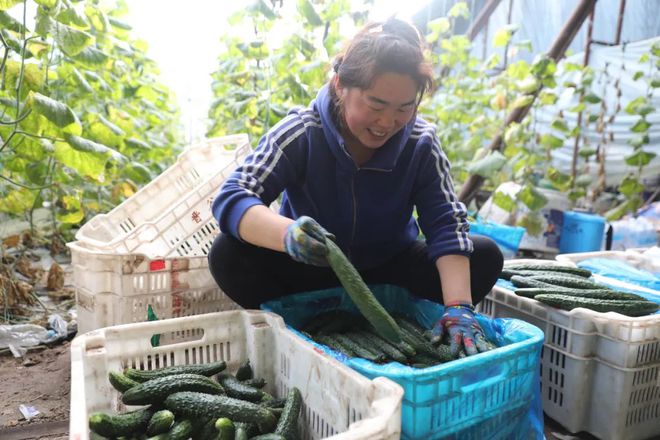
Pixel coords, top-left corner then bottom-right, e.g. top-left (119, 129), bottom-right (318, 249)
top-left (262, 284), bottom-right (545, 440)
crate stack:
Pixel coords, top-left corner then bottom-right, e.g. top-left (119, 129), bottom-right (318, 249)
top-left (477, 259), bottom-right (660, 440)
top-left (68, 135), bottom-right (252, 334)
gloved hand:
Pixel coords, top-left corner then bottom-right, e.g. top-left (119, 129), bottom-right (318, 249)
top-left (283, 216), bottom-right (335, 266)
top-left (432, 302), bottom-right (490, 357)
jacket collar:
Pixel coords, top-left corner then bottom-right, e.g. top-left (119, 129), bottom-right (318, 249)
top-left (314, 84), bottom-right (415, 171)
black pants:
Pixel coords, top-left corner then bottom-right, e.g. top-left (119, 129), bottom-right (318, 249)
top-left (208, 234), bottom-right (503, 309)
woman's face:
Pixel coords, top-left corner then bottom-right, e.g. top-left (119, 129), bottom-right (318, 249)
top-left (339, 72), bottom-right (418, 150)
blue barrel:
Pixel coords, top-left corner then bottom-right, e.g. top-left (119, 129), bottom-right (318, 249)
top-left (559, 211), bottom-right (606, 253)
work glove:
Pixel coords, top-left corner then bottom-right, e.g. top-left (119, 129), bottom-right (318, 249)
top-left (283, 216), bottom-right (335, 267)
top-left (432, 302), bottom-right (490, 357)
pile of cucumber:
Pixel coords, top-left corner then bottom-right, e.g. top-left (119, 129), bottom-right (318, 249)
top-left (301, 310), bottom-right (494, 368)
top-left (502, 263), bottom-right (659, 317)
top-left (88, 359), bottom-right (301, 440)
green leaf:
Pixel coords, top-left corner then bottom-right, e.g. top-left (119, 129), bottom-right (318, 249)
top-left (28, 91), bottom-right (82, 135)
top-left (125, 137), bottom-right (149, 150)
top-left (516, 76), bottom-right (539, 93)
top-left (650, 77), bottom-right (660, 88)
top-left (605, 200), bottom-right (632, 221)
top-left (492, 190), bottom-right (516, 212)
top-left (124, 162), bottom-right (153, 183)
top-left (618, 175), bottom-right (644, 197)
top-left (551, 117), bottom-right (570, 134)
top-left (627, 134), bottom-right (650, 148)
top-left (583, 93), bottom-right (601, 104)
top-left (625, 150), bottom-right (656, 166)
top-left (297, 0), bottom-right (322, 26)
top-left (56, 194), bottom-right (84, 224)
top-left (86, 6), bottom-right (110, 32)
top-left (51, 20), bottom-right (94, 56)
top-left (34, 0), bottom-right (57, 7)
top-left (466, 151), bottom-right (507, 177)
top-left (624, 96), bottom-right (648, 115)
top-left (518, 185), bottom-right (548, 211)
top-left (538, 91), bottom-right (558, 105)
top-left (546, 167), bottom-right (572, 191)
top-left (0, 188), bottom-right (37, 214)
top-left (632, 71), bottom-right (644, 81)
top-left (56, 7), bottom-right (89, 29)
top-left (493, 24), bottom-right (518, 48)
top-left (651, 42), bottom-right (660, 57)
top-left (630, 118), bottom-right (650, 133)
top-left (578, 146), bottom-right (597, 158)
top-left (511, 95), bottom-right (534, 109)
top-left (71, 46), bottom-right (108, 66)
top-left (575, 174), bottom-right (593, 188)
top-left (0, 10), bottom-right (25, 32)
top-left (540, 133), bottom-right (564, 149)
top-left (517, 212), bottom-right (544, 236)
top-left (250, 0), bottom-right (277, 20)
top-left (0, 0), bottom-right (22, 10)
top-left (448, 1), bottom-right (470, 18)
top-left (108, 16), bottom-right (131, 30)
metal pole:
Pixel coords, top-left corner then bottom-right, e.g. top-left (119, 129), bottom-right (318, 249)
top-left (614, 0), bottom-right (626, 45)
top-left (466, 0), bottom-right (503, 41)
top-left (459, 0), bottom-right (598, 204)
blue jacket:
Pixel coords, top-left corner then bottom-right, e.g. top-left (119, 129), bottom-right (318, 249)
top-left (212, 85), bottom-right (472, 270)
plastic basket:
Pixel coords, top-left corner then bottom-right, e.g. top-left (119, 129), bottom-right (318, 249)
top-left (69, 310), bottom-right (404, 440)
top-left (539, 345), bottom-right (660, 440)
top-left (68, 241), bottom-right (240, 334)
top-left (478, 261), bottom-right (660, 439)
top-left (75, 134), bottom-right (250, 253)
top-left (261, 285), bottom-right (545, 440)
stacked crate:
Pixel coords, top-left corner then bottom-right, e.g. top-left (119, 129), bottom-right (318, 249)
top-left (68, 135), bottom-right (252, 334)
top-left (477, 259), bottom-right (660, 440)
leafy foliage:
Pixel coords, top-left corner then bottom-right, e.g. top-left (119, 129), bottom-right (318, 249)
top-left (1, 0), bottom-right (183, 236)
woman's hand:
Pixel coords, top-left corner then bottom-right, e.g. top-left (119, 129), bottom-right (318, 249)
top-left (283, 216), bottom-right (335, 266)
top-left (432, 303), bottom-right (491, 357)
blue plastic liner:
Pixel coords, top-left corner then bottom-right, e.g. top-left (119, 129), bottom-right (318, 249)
top-left (262, 284), bottom-right (545, 440)
top-left (469, 221), bottom-right (526, 258)
top-left (576, 257), bottom-right (660, 292)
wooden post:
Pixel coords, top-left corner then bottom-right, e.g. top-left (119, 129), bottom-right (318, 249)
top-left (458, 0), bottom-right (598, 205)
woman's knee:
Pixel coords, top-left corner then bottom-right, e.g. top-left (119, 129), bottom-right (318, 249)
top-left (469, 235), bottom-right (503, 301)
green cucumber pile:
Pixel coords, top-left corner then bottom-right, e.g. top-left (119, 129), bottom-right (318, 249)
top-left (88, 359), bottom-right (302, 440)
top-left (502, 263), bottom-right (659, 317)
top-left (301, 310), bottom-right (495, 368)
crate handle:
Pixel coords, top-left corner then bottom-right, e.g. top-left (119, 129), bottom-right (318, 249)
top-left (458, 366), bottom-right (507, 394)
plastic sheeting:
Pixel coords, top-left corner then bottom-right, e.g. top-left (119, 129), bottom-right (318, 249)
top-left (468, 0), bottom-right (660, 187)
top-left (577, 257), bottom-right (660, 291)
top-left (262, 284), bottom-right (545, 440)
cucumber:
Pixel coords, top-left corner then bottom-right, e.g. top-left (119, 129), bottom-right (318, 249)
top-left (502, 269), bottom-right (591, 281)
top-left (108, 371), bottom-right (140, 393)
top-left (510, 275), bottom-right (559, 289)
top-left (534, 294), bottom-right (660, 316)
top-left (357, 330), bottom-right (407, 363)
top-left (195, 418), bottom-right (219, 440)
top-left (242, 377), bottom-right (267, 389)
top-left (146, 409), bottom-right (175, 436)
top-left (164, 391), bottom-right (277, 433)
top-left (528, 274), bottom-right (611, 290)
top-left (331, 333), bottom-right (382, 362)
top-left (88, 407), bottom-right (153, 438)
top-left (325, 239), bottom-right (402, 343)
top-left (234, 422), bottom-right (257, 440)
top-left (250, 435), bottom-right (286, 440)
top-left (515, 288), bottom-right (646, 301)
top-left (168, 419), bottom-right (193, 440)
top-left (274, 387), bottom-right (302, 440)
top-left (314, 334), bottom-right (355, 357)
top-left (235, 359), bottom-right (253, 381)
top-left (342, 332), bottom-right (388, 362)
top-left (218, 373), bottom-right (265, 402)
top-left (124, 360), bottom-right (226, 382)
top-left (215, 417), bottom-right (235, 440)
top-left (122, 373), bottom-right (224, 405)
top-left (504, 263), bottom-right (592, 277)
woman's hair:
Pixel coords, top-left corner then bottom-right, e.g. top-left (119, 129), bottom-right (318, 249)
top-left (329, 16), bottom-right (433, 123)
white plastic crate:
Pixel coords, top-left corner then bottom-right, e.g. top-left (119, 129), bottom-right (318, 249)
top-left (539, 345), bottom-right (660, 440)
top-left (478, 258), bottom-right (660, 440)
top-left (68, 241), bottom-right (240, 334)
top-left (69, 310), bottom-right (404, 440)
top-left (75, 134), bottom-right (250, 252)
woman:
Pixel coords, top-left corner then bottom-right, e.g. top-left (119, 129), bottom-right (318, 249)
top-left (209, 17), bottom-right (503, 356)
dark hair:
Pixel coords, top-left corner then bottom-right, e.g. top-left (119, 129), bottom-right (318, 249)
top-left (329, 17), bottom-right (433, 124)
